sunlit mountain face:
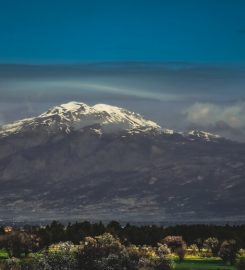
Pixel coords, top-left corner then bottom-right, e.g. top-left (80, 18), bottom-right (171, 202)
top-left (0, 101), bottom-right (244, 222)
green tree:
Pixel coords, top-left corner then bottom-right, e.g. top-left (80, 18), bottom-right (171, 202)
top-left (162, 236), bottom-right (187, 262)
top-left (34, 242), bottom-right (77, 270)
top-left (77, 233), bottom-right (128, 270)
top-left (204, 237), bottom-right (220, 256)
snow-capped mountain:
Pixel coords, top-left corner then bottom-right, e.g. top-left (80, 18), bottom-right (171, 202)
top-left (0, 102), bottom-right (161, 138)
top-left (0, 101), bottom-right (244, 222)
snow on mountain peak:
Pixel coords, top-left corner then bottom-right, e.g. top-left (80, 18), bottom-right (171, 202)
top-left (187, 130), bottom-right (220, 141)
top-left (0, 101), bottom-right (161, 137)
top-left (41, 102), bottom-right (93, 118)
top-left (92, 103), bottom-right (160, 130)
top-left (41, 101), bottom-right (161, 131)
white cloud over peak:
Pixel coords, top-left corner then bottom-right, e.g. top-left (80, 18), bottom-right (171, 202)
top-left (184, 102), bottom-right (245, 128)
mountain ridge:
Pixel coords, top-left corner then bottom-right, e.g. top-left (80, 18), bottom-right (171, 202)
top-left (0, 101), bottom-right (221, 142)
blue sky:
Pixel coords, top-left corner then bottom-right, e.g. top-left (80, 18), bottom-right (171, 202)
top-left (0, 0), bottom-right (245, 63)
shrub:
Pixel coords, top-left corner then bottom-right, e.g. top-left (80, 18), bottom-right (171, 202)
top-left (34, 251), bottom-right (77, 270)
top-left (238, 249), bottom-right (245, 257)
top-left (175, 247), bottom-right (186, 262)
top-left (33, 242), bottom-right (78, 270)
top-left (219, 240), bottom-right (239, 265)
top-left (236, 256), bottom-right (245, 270)
top-left (194, 238), bottom-right (203, 250)
top-left (0, 258), bottom-right (21, 270)
top-left (136, 243), bottom-right (173, 270)
top-left (188, 244), bottom-right (199, 256)
top-left (126, 245), bottom-right (142, 269)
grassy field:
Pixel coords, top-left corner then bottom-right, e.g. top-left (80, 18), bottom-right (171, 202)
top-left (175, 257), bottom-right (235, 270)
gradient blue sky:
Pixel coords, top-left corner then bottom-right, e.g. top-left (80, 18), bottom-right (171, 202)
top-left (0, 0), bottom-right (245, 63)
top-left (0, 1), bottom-right (245, 141)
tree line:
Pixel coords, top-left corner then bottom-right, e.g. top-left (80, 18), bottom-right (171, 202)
top-left (17, 221), bottom-right (245, 248)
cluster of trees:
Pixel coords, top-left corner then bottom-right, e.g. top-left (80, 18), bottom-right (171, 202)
top-left (0, 221), bottom-right (245, 269)
top-left (0, 233), bottom-right (174, 270)
top-left (161, 235), bottom-right (242, 266)
top-left (0, 231), bottom-right (39, 258)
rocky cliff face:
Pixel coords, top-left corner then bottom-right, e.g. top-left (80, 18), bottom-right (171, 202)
top-left (0, 102), bottom-right (244, 222)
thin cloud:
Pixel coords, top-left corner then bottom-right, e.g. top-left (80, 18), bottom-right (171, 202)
top-left (0, 62), bottom-right (245, 103)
